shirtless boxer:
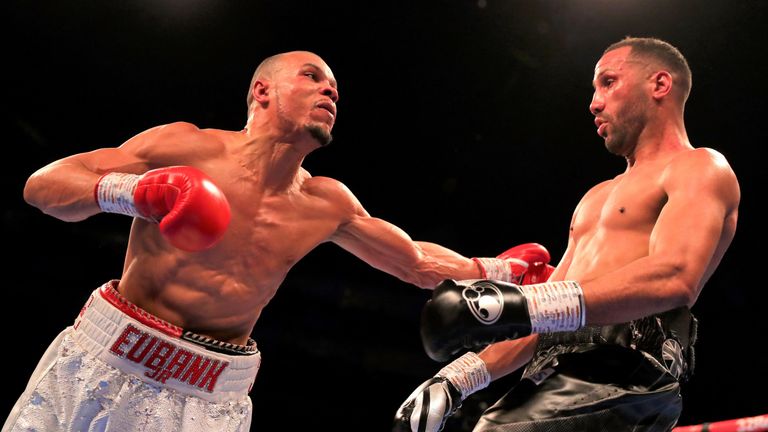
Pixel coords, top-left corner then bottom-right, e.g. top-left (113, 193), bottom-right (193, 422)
top-left (394, 37), bottom-right (740, 431)
top-left (3, 51), bottom-right (551, 432)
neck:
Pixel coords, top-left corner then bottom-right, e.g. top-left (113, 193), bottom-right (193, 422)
top-left (625, 109), bottom-right (691, 168)
top-left (237, 120), bottom-right (318, 192)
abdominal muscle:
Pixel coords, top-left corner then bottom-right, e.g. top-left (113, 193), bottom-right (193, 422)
top-left (115, 223), bottom-right (293, 345)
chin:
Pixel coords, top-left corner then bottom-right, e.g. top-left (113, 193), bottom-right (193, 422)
top-left (606, 137), bottom-right (633, 157)
top-left (306, 124), bottom-right (333, 147)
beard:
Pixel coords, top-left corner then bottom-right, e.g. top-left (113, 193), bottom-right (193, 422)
top-left (604, 93), bottom-right (649, 157)
top-left (306, 123), bottom-right (333, 147)
top-left (274, 90), bottom-right (334, 147)
top-left (604, 119), bottom-right (636, 156)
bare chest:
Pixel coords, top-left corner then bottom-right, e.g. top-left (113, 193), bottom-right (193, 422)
top-left (211, 179), bottom-right (342, 277)
top-left (573, 173), bottom-right (667, 242)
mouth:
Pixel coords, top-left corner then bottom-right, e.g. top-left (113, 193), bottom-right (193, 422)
top-left (316, 101), bottom-right (336, 119)
top-left (594, 118), bottom-right (607, 138)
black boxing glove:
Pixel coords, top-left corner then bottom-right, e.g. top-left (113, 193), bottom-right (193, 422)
top-left (421, 279), bottom-right (585, 362)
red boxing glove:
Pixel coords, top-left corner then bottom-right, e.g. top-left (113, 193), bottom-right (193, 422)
top-left (522, 261), bottom-right (556, 285)
top-left (473, 243), bottom-right (553, 284)
top-left (95, 166), bottom-right (231, 252)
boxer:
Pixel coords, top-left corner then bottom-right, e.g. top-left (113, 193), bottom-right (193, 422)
top-left (394, 37), bottom-right (740, 432)
top-left (5, 50), bottom-right (550, 431)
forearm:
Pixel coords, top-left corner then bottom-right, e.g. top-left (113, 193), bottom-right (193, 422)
top-left (478, 335), bottom-right (538, 381)
top-left (366, 240), bottom-right (478, 289)
top-left (332, 217), bottom-right (480, 289)
top-left (415, 241), bottom-right (482, 282)
top-left (23, 161), bottom-right (102, 222)
top-left (411, 242), bottom-right (554, 287)
top-left (581, 256), bottom-right (695, 325)
top-left (335, 217), bottom-right (550, 289)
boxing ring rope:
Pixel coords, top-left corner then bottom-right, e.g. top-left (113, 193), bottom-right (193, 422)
top-left (673, 414), bottom-right (768, 432)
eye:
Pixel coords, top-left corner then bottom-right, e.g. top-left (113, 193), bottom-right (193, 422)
top-left (304, 72), bottom-right (317, 80)
top-left (602, 77), bottom-right (615, 87)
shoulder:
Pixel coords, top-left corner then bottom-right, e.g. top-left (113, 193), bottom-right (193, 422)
top-left (302, 174), bottom-right (357, 203)
top-left (669, 147), bottom-right (732, 170)
top-left (131, 121), bottom-right (203, 141)
top-left (665, 147), bottom-right (737, 183)
top-left (664, 148), bottom-right (740, 206)
top-left (302, 174), bottom-right (364, 216)
top-left (120, 122), bottom-right (227, 164)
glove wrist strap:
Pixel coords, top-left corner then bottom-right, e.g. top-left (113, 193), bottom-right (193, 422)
top-left (436, 352), bottom-right (490, 400)
top-left (518, 280), bottom-right (586, 333)
top-left (473, 257), bottom-right (528, 283)
top-left (95, 172), bottom-right (143, 218)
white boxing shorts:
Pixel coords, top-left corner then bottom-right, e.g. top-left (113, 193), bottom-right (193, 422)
top-left (2, 280), bottom-right (261, 432)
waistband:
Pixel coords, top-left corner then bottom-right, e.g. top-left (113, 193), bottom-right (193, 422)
top-left (72, 281), bottom-right (261, 403)
top-left (524, 307), bottom-right (697, 382)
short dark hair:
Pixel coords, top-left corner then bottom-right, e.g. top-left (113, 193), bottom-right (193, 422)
top-left (605, 37), bottom-right (692, 103)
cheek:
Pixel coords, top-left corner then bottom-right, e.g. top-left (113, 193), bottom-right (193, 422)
top-left (275, 91), bottom-right (302, 116)
top-left (284, 89), bottom-right (313, 111)
top-left (606, 88), bottom-right (631, 113)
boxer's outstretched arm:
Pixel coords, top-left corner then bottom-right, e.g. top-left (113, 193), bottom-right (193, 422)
top-left (322, 180), bottom-right (479, 288)
top-left (327, 183), bottom-right (553, 288)
top-left (333, 213), bottom-right (480, 288)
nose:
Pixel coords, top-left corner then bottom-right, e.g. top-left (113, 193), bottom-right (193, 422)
top-left (321, 85), bottom-right (339, 103)
top-left (589, 91), bottom-right (604, 115)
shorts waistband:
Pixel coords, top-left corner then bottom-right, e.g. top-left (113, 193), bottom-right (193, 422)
top-left (72, 281), bottom-right (261, 403)
top-left (524, 307), bottom-right (697, 383)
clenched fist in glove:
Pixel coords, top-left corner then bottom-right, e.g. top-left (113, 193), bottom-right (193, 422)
top-left (95, 166), bottom-right (231, 252)
top-left (472, 243), bottom-right (554, 284)
top-left (422, 279), bottom-right (585, 362)
top-left (393, 352), bottom-right (490, 432)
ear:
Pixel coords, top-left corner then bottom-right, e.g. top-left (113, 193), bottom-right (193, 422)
top-left (251, 80), bottom-right (270, 105)
top-left (651, 71), bottom-right (673, 101)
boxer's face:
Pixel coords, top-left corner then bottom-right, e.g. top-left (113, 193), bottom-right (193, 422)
top-left (590, 46), bottom-right (652, 157)
top-left (271, 52), bottom-right (339, 147)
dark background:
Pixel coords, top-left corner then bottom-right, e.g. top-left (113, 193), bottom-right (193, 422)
top-left (3, 0), bottom-right (766, 430)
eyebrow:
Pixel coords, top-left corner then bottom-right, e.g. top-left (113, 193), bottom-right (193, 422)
top-left (592, 69), bottom-right (615, 88)
top-left (302, 63), bottom-right (337, 88)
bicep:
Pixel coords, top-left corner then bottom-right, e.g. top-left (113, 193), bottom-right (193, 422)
top-left (58, 121), bottom-right (204, 175)
top-left (332, 212), bottom-right (480, 287)
top-left (650, 167), bottom-right (737, 291)
top-left (40, 123), bottom-right (184, 176)
top-left (324, 178), bottom-right (476, 287)
top-left (24, 125), bottom-right (183, 218)
top-left (323, 180), bottom-right (422, 275)
top-left (48, 147), bottom-right (149, 176)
